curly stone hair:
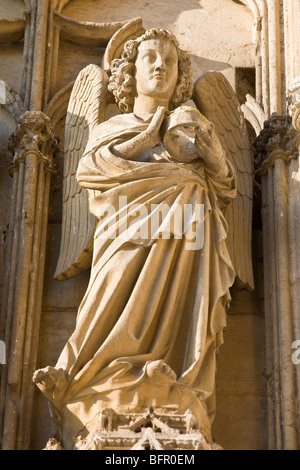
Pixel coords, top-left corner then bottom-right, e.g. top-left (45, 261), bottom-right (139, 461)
top-left (108, 28), bottom-right (193, 113)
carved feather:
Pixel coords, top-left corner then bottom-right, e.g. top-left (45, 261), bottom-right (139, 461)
top-left (54, 64), bottom-right (109, 280)
top-left (193, 71), bottom-right (254, 290)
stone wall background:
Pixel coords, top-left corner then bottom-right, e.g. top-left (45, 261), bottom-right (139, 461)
top-left (0, 0), bottom-right (267, 450)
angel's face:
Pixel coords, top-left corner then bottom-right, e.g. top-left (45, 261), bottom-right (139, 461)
top-left (134, 38), bottom-right (178, 105)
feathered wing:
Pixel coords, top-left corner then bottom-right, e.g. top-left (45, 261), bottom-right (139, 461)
top-left (54, 64), bottom-right (109, 280)
top-left (193, 72), bottom-right (254, 290)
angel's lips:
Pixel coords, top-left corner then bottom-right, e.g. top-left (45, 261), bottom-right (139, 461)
top-left (152, 73), bottom-right (165, 80)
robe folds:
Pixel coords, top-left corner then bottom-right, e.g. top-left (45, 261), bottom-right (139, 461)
top-left (55, 113), bottom-right (237, 425)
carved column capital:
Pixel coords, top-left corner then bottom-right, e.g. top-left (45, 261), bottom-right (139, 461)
top-left (254, 114), bottom-right (298, 175)
top-left (8, 111), bottom-right (58, 172)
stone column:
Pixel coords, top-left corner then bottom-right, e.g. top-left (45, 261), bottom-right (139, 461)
top-left (254, 114), bottom-right (300, 450)
top-left (0, 111), bottom-right (58, 450)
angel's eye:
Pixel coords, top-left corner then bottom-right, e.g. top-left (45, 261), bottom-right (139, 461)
top-left (143, 52), bottom-right (156, 63)
top-left (165, 56), bottom-right (174, 66)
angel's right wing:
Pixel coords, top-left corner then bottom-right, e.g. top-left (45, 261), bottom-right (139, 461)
top-left (54, 64), bottom-right (109, 281)
top-left (193, 72), bottom-right (254, 291)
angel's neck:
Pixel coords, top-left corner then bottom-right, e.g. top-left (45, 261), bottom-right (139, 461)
top-left (133, 94), bottom-right (169, 115)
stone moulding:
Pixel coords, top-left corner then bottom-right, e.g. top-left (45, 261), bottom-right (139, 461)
top-left (0, 18), bottom-right (25, 43)
top-left (0, 82), bottom-right (25, 122)
top-left (241, 94), bottom-right (267, 137)
top-left (256, 148), bottom-right (299, 176)
top-left (45, 81), bottom-right (74, 128)
top-left (53, 11), bottom-right (129, 48)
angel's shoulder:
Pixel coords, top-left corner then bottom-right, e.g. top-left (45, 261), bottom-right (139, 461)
top-left (93, 112), bottom-right (138, 133)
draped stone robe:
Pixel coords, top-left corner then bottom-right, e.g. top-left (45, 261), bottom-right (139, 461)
top-left (53, 112), bottom-right (236, 438)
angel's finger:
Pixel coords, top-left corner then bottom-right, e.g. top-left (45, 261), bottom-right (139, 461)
top-left (196, 130), bottom-right (211, 147)
top-left (194, 140), bottom-right (207, 154)
top-left (151, 107), bottom-right (166, 129)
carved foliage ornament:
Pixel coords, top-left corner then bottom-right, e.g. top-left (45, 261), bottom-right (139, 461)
top-left (254, 114), bottom-right (298, 174)
top-left (8, 111), bottom-right (59, 173)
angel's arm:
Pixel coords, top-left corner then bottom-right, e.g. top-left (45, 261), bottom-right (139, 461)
top-left (194, 120), bottom-right (236, 208)
top-left (111, 106), bottom-right (165, 160)
top-left (194, 122), bottom-right (230, 178)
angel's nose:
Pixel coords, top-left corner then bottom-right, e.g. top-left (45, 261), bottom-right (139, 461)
top-left (154, 55), bottom-right (165, 70)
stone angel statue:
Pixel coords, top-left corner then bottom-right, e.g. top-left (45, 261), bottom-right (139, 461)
top-left (34, 24), bottom-right (253, 450)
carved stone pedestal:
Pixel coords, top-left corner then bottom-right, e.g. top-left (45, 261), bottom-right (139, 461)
top-left (34, 359), bottom-right (219, 451)
top-left (44, 409), bottom-right (222, 451)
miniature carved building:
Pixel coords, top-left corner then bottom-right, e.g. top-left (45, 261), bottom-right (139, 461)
top-left (0, 0), bottom-right (299, 450)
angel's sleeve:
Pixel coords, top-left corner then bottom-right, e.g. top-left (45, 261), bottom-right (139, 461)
top-left (76, 147), bottom-right (113, 190)
top-left (76, 138), bottom-right (129, 191)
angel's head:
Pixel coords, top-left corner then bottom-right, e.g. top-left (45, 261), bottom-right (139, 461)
top-left (108, 28), bottom-right (193, 113)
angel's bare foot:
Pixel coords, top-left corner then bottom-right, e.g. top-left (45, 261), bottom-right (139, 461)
top-left (33, 366), bottom-right (68, 402)
top-left (145, 360), bottom-right (177, 384)
top-left (33, 365), bottom-right (58, 385)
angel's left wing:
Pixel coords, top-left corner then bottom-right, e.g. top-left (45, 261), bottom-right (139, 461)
top-left (193, 71), bottom-right (254, 290)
